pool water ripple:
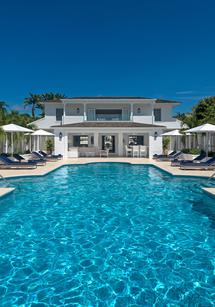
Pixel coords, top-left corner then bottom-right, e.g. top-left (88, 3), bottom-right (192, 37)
top-left (0, 163), bottom-right (215, 306)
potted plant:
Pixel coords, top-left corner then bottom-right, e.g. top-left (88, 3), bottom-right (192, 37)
top-left (162, 137), bottom-right (170, 155)
top-left (46, 139), bottom-right (54, 155)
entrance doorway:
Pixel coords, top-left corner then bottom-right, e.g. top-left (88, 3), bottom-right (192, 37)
top-left (102, 135), bottom-right (115, 153)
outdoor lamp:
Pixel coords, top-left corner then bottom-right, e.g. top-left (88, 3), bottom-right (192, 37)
top-left (59, 132), bottom-right (63, 141)
top-left (154, 131), bottom-right (158, 140)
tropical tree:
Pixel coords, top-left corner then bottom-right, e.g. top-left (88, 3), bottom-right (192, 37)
top-left (41, 92), bottom-right (66, 101)
top-left (24, 92), bottom-right (66, 117)
top-left (0, 101), bottom-right (8, 114)
top-left (176, 112), bottom-right (198, 129)
top-left (24, 93), bottom-right (42, 118)
top-left (193, 96), bottom-right (215, 124)
top-left (0, 127), bottom-right (5, 140)
top-left (0, 101), bottom-right (8, 124)
top-left (177, 96), bottom-right (215, 128)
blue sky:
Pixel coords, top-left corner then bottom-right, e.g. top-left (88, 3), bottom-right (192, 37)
top-left (0, 0), bottom-right (215, 113)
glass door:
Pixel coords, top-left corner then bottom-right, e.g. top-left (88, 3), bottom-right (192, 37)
top-left (102, 135), bottom-right (115, 153)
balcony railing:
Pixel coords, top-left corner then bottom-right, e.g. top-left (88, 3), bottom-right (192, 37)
top-left (88, 114), bottom-right (130, 121)
top-left (96, 114), bottom-right (122, 121)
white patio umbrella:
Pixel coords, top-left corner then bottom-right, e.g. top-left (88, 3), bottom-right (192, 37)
top-left (162, 129), bottom-right (183, 151)
top-left (31, 129), bottom-right (54, 151)
top-left (1, 124), bottom-right (33, 155)
top-left (186, 123), bottom-right (215, 156)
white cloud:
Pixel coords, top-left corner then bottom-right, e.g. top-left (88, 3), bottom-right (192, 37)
top-left (175, 90), bottom-right (194, 95)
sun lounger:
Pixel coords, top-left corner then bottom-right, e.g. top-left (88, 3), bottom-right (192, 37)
top-left (156, 151), bottom-right (182, 161)
top-left (0, 155), bottom-right (37, 169)
top-left (39, 150), bottom-right (62, 159)
top-left (153, 151), bottom-right (176, 159)
top-left (180, 156), bottom-right (215, 170)
top-left (171, 154), bottom-right (205, 166)
top-left (13, 154), bottom-right (46, 166)
top-left (32, 151), bottom-right (58, 162)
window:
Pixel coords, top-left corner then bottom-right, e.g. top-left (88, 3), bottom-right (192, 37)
top-left (154, 108), bottom-right (161, 121)
top-left (56, 108), bottom-right (63, 121)
top-left (129, 136), bottom-right (144, 146)
top-left (73, 135), bottom-right (89, 147)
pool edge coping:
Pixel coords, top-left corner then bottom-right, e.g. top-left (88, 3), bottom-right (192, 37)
top-left (0, 187), bottom-right (15, 198)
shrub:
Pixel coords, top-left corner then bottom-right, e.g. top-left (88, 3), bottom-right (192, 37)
top-left (162, 137), bottom-right (170, 155)
top-left (46, 139), bottom-right (54, 154)
top-left (182, 148), bottom-right (202, 155)
top-left (208, 151), bottom-right (215, 157)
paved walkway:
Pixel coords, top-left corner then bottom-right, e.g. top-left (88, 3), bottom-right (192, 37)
top-left (0, 158), bottom-right (214, 197)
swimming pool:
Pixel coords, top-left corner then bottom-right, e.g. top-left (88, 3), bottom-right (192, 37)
top-left (0, 163), bottom-right (215, 306)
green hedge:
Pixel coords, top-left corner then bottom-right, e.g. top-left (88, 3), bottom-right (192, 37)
top-left (182, 148), bottom-right (203, 155)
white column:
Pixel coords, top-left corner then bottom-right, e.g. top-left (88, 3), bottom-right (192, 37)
top-left (84, 104), bottom-right (87, 121)
top-left (130, 103), bottom-right (133, 121)
top-left (151, 102), bottom-right (154, 124)
top-left (64, 132), bottom-right (68, 158)
top-left (94, 132), bottom-right (99, 148)
top-left (118, 132), bottom-right (124, 156)
top-left (63, 103), bottom-right (66, 125)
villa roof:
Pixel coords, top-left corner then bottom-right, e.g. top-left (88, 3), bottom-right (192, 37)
top-left (52, 122), bottom-right (165, 128)
top-left (44, 96), bottom-right (180, 104)
top-left (66, 96), bottom-right (149, 100)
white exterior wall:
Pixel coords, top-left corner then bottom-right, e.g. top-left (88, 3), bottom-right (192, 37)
top-left (160, 105), bottom-right (172, 121)
top-left (54, 129), bottom-right (68, 158)
top-left (64, 104), bottom-right (84, 124)
top-left (133, 116), bottom-right (154, 124)
top-left (30, 100), bottom-right (181, 131)
top-left (148, 131), bottom-right (163, 158)
top-left (154, 105), bottom-right (181, 129)
top-left (53, 127), bottom-right (164, 158)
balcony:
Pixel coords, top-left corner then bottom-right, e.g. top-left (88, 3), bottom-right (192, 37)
top-left (87, 109), bottom-right (130, 121)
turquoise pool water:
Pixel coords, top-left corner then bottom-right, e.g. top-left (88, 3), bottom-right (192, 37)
top-left (0, 163), bottom-right (215, 306)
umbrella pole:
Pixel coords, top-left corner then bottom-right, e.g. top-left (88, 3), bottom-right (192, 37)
top-left (34, 136), bottom-right (36, 151)
top-left (206, 132), bottom-right (209, 157)
top-left (11, 132), bottom-right (14, 156)
top-left (37, 136), bottom-right (39, 151)
top-left (5, 133), bottom-right (8, 154)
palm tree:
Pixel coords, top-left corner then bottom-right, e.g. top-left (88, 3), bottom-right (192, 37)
top-left (176, 112), bottom-right (198, 129)
top-left (0, 101), bottom-right (8, 114)
top-left (0, 101), bottom-right (8, 124)
top-left (42, 92), bottom-right (66, 101)
top-left (24, 93), bottom-right (42, 119)
top-left (0, 127), bottom-right (5, 140)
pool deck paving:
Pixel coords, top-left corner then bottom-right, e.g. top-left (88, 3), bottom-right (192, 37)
top-left (0, 187), bottom-right (15, 197)
top-left (0, 158), bottom-right (215, 198)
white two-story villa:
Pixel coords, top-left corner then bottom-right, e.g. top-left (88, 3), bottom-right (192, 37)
top-left (30, 96), bottom-right (181, 158)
